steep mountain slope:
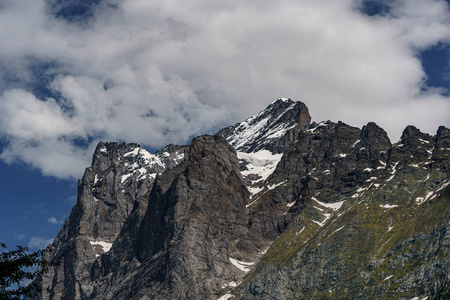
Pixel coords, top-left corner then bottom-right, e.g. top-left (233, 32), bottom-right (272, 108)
top-left (31, 99), bottom-right (449, 300)
top-left (217, 98), bottom-right (311, 202)
top-left (236, 123), bottom-right (450, 299)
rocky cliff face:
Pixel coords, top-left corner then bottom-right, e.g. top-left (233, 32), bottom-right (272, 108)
top-left (32, 99), bottom-right (449, 300)
top-left (90, 135), bottom-right (267, 299)
top-left (34, 142), bottom-right (185, 299)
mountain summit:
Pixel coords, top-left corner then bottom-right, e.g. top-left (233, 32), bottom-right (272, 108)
top-left (31, 99), bottom-right (449, 299)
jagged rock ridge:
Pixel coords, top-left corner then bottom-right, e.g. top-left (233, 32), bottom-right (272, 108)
top-left (31, 99), bottom-right (449, 300)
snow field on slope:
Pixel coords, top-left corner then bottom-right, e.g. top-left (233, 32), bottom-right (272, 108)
top-left (237, 150), bottom-right (283, 187)
top-left (90, 241), bottom-right (113, 257)
top-left (120, 147), bottom-right (175, 183)
top-left (227, 116), bottom-right (270, 150)
top-left (312, 197), bottom-right (345, 211)
top-left (226, 101), bottom-right (297, 151)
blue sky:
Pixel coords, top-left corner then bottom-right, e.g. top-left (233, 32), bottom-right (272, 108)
top-left (0, 0), bottom-right (450, 250)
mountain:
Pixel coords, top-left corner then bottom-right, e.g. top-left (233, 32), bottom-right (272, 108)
top-left (30, 99), bottom-right (449, 299)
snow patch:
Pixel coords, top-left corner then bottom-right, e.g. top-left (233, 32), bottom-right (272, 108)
top-left (313, 206), bottom-right (324, 212)
top-left (229, 258), bottom-right (254, 272)
top-left (227, 116), bottom-right (270, 150)
top-left (384, 275), bottom-right (393, 281)
top-left (267, 180), bottom-right (287, 190)
top-left (377, 160), bottom-right (387, 169)
top-left (90, 241), bottom-right (113, 253)
top-left (246, 198), bottom-right (260, 208)
top-left (218, 294), bottom-right (234, 300)
top-left (380, 204), bottom-right (398, 209)
top-left (416, 191), bottom-right (435, 205)
top-left (265, 123), bottom-right (297, 140)
top-left (121, 173), bottom-right (133, 183)
top-left (120, 147), bottom-right (169, 184)
top-left (386, 174), bottom-right (395, 182)
top-left (286, 201), bottom-right (296, 207)
top-left (352, 140), bottom-right (361, 148)
top-left (247, 187), bottom-right (264, 198)
top-left (385, 162), bottom-right (399, 183)
top-left (312, 213), bottom-right (331, 227)
top-left (306, 122), bottom-right (327, 133)
top-left (259, 247), bottom-right (269, 255)
top-left (312, 198), bottom-right (345, 211)
top-left (237, 150), bottom-right (283, 188)
top-left (124, 148), bottom-right (140, 157)
top-left (435, 180), bottom-right (450, 193)
top-left (331, 225), bottom-right (345, 235)
top-left (296, 226), bottom-right (306, 235)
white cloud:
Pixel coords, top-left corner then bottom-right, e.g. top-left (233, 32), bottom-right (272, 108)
top-left (47, 216), bottom-right (58, 224)
top-left (28, 236), bottom-right (54, 249)
top-left (0, 0), bottom-right (449, 178)
top-left (47, 216), bottom-right (63, 224)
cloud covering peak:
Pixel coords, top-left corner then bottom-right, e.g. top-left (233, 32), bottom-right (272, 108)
top-left (0, 0), bottom-right (449, 178)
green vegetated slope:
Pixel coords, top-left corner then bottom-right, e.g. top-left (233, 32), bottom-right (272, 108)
top-left (238, 165), bottom-right (449, 300)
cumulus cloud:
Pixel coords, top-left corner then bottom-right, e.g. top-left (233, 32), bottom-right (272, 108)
top-left (0, 0), bottom-right (449, 178)
top-left (28, 236), bottom-right (54, 249)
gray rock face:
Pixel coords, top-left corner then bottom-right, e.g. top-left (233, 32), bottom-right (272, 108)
top-left (32, 99), bottom-right (449, 300)
top-left (78, 135), bottom-right (270, 299)
top-left (32, 142), bottom-right (185, 300)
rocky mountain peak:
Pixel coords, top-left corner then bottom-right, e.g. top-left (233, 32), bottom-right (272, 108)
top-left (400, 125), bottom-right (433, 144)
top-left (217, 98), bottom-right (311, 154)
top-left (360, 121), bottom-right (391, 152)
top-left (436, 125), bottom-right (450, 147)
